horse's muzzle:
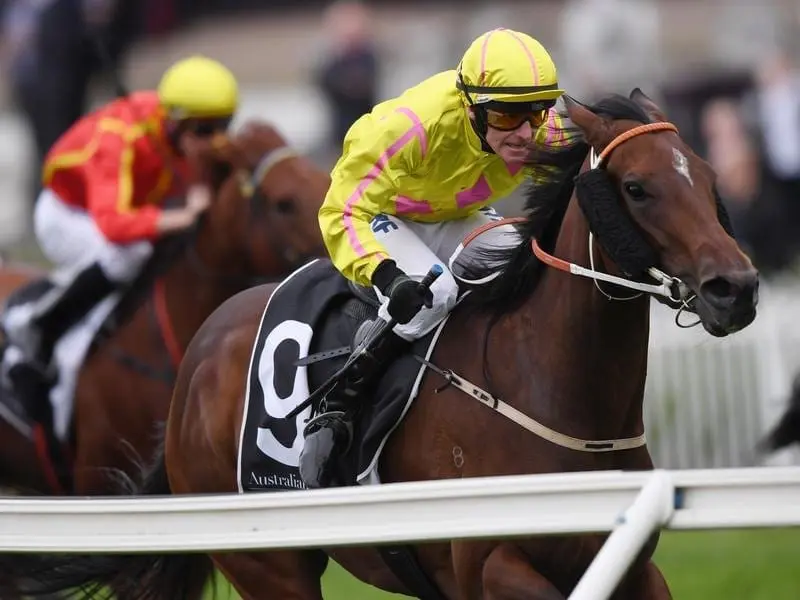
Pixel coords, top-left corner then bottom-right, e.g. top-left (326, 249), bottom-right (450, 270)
top-left (695, 268), bottom-right (759, 336)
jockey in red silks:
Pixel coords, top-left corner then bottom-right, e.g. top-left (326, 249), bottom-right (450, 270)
top-left (3, 55), bottom-right (239, 390)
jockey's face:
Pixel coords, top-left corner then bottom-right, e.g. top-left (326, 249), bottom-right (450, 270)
top-left (167, 116), bottom-right (233, 155)
top-left (483, 115), bottom-right (535, 164)
top-left (186, 116), bottom-right (234, 138)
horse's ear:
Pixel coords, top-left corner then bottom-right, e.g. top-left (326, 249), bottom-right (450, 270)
top-left (629, 88), bottom-right (668, 123)
top-left (563, 95), bottom-right (613, 150)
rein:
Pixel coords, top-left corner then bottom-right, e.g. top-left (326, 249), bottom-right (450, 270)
top-left (531, 238), bottom-right (689, 304)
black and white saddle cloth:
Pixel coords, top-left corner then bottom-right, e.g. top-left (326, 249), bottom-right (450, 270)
top-left (236, 258), bottom-right (449, 492)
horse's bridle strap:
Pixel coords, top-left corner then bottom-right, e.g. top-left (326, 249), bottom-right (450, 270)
top-left (595, 121), bottom-right (678, 167)
top-left (238, 146), bottom-right (300, 198)
top-left (531, 238), bottom-right (685, 301)
top-left (529, 120), bottom-right (692, 304)
top-left (252, 146), bottom-right (299, 189)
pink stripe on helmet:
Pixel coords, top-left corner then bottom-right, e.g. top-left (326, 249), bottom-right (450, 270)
top-left (479, 28), bottom-right (503, 85)
top-left (503, 29), bottom-right (540, 86)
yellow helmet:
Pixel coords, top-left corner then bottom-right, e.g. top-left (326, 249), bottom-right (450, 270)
top-left (456, 28), bottom-right (564, 106)
top-left (157, 56), bottom-right (239, 120)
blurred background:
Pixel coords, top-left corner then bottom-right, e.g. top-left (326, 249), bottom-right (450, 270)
top-left (1, 0), bottom-right (800, 454)
top-left (1, 1), bottom-right (800, 596)
top-left (2, 0), bottom-right (800, 467)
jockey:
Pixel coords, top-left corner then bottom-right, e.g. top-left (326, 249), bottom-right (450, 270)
top-left (2, 55), bottom-right (239, 386)
top-left (300, 28), bottom-right (569, 487)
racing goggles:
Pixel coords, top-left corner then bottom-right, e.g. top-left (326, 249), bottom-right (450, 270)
top-left (189, 116), bottom-right (233, 137)
top-left (482, 99), bottom-right (556, 131)
top-left (485, 107), bottom-right (550, 131)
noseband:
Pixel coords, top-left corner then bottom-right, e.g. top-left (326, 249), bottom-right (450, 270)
top-left (237, 146), bottom-right (299, 199)
top-left (532, 121), bottom-right (697, 316)
top-left (236, 145), bottom-right (313, 272)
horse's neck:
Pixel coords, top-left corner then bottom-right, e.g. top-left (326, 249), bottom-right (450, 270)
top-left (502, 197), bottom-right (651, 440)
top-left (162, 232), bottom-right (248, 349)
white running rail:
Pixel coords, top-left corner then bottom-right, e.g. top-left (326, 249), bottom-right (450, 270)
top-left (1, 468), bottom-right (800, 599)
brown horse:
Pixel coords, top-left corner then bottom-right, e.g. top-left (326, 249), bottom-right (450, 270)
top-left (0, 120), bottom-right (328, 496)
top-left (0, 90), bottom-right (759, 599)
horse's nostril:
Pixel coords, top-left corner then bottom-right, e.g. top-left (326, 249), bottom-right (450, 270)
top-left (700, 273), bottom-right (758, 309)
top-left (700, 277), bottom-right (734, 302)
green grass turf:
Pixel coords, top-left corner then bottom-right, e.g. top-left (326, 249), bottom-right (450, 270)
top-left (205, 528), bottom-right (800, 599)
top-left (652, 528), bottom-right (800, 600)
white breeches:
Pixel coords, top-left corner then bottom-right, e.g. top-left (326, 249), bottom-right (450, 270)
top-left (371, 206), bottom-right (520, 341)
top-left (34, 188), bottom-right (154, 284)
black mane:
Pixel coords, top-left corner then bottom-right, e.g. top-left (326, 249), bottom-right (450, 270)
top-left (463, 93), bottom-right (653, 314)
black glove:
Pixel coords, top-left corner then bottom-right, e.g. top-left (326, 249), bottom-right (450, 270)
top-left (371, 260), bottom-right (434, 324)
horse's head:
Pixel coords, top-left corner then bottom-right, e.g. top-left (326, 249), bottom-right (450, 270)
top-left (562, 90), bottom-right (758, 337)
top-left (199, 120), bottom-right (328, 278)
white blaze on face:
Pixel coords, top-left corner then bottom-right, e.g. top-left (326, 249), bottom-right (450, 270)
top-left (672, 147), bottom-right (693, 187)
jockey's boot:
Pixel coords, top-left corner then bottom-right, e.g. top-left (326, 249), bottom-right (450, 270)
top-left (4, 263), bottom-right (116, 374)
top-left (299, 318), bottom-right (410, 488)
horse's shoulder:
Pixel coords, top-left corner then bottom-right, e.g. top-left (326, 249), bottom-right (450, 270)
top-left (178, 285), bottom-right (274, 417)
top-left (186, 284), bottom-right (277, 364)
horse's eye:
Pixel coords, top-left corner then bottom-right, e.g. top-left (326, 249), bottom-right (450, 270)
top-left (623, 181), bottom-right (647, 201)
top-left (275, 199), bottom-right (295, 214)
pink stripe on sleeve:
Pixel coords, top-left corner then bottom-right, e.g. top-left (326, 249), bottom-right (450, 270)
top-left (543, 109), bottom-right (566, 147)
top-left (342, 108), bottom-right (428, 256)
top-left (395, 107), bottom-right (428, 158)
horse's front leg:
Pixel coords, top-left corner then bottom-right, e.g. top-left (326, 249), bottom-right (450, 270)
top-left (480, 543), bottom-right (564, 600)
top-left (613, 560), bottom-right (672, 600)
